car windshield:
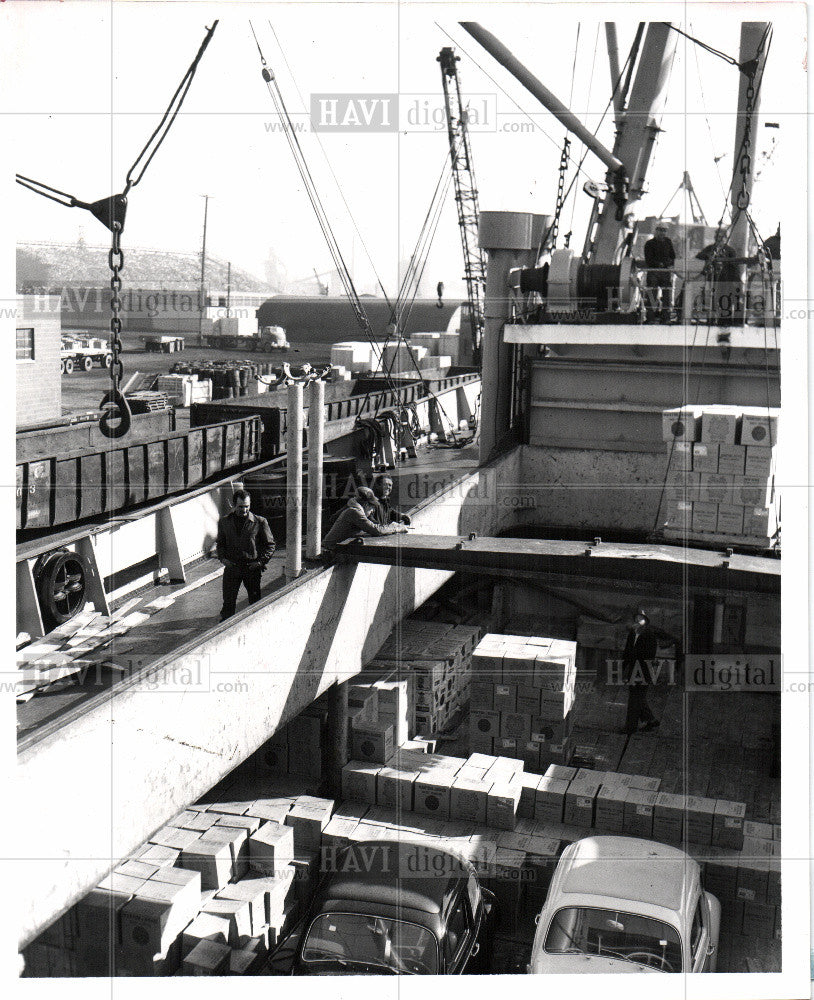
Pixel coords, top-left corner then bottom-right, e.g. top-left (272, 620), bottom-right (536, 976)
top-left (545, 906), bottom-right (683, 973)
top-left (302, 912), bottom-right (439, 974)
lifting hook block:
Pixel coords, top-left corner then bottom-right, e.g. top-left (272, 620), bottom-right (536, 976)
top-left (98, 388), bottom-right (132, 439)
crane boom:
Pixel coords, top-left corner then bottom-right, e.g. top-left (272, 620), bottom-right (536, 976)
top-left (438, 46), bottom-right (487, 364)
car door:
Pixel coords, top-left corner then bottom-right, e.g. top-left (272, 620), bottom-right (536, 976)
top-left (444, 884), bottom-right (475, 974)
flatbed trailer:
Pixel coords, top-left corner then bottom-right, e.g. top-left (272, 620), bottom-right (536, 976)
top-left (60, 336), bottom-right (112, 374)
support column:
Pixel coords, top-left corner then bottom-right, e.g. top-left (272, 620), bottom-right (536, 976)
top-left (324, 681), bottom-right (349, 797)
top-left (286, 383), bottom-right (304, 581)
top-left (306, 379), bottom-right (325, 560)
top-left (478, 211), bottom-right (546, 463)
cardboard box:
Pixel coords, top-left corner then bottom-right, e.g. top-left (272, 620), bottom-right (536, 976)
top-left (701, 407), bottom-right (739, 445)
top-left (666, 440), bottom-right (693, 472)
top-left (217, 878), bottom-right (276, 934)
top-left (414, 772), bottom-right (455, 820)
top-left (450, 775), bottom-right (492, 824)
top-left (544, 764), bottom-right (577, 782)
top-left (248, 822), bottom-right (295, 876)
top-left (623, 789), bottom-right (657, 838)
top-left (516, 685), bottom-right (542, 715)
top-left (685, 796), bottom-right (716, 845)
top-left (247, 801), bottom-right (292, 826)
top-left (663, 501), bottom-right (693, 531)
top-left (471, 649), bottom-right (504, 678)
top-left (564, 777), bottom-right (600, 827)
top-left (662, 406), bottom-right (701, 442)
top-left (181, 911), bottom-right (231, 954)
top-left (664, 473), bottom-right (701, 504)
top-left (692, 443), bottom-right (719, 474)
top-left (717, 444), bottom-right (746, 476)
top-left (470, 710), bottom-right (501, 740)
top-left (149, 826), bottom-right (203, 852)
top-left (375, 766), bottom-right (416, 810)
top-left (744, 445), bottom-right (777, 478)
top-left (692, 502), bottom-right (718, 533)
top-left (341, 762), bottom-right (381, 803)
top-left (179, 839), bottom-right (234, 890)
top-left (215, 814), bottom-right (263, 836)
top-left (116, 859), bottom-right (160, 880)
top-left (486, 778), bottom-right (522, 830)
top-left (595, 784), bottom-right (629, 834)
top-left (732, 476), bottom-right (773, 507)
top-left (320, 816), bottom-right (360, 851)
top-left (351, 722), bottom-right (394, 764)
top-left (653, 793), bottom-right (685, 844)
top-left (713, 800), bottom-right (746, 850)
top-left (698, 473), bottom-right (734, 504)
top-left (518, 773), bottom-right (542, 819)
top-left (493, 683), bottom-right (517, 713)
top-left (739, 409), bottom-right (779, 447)
top-left (742, 505), bottom-right (776, 538)
top-left (471, 678), bottom-right (494, 709)
top-left (501, 711), bottom-right (532, 741)
top-left (120, 895), bottom-right (193, 974)
top-left (285, 798), bottom-right (334, 852)
top-left (520, 740), bottom-right (541, 772)
top-left (183, 938), bottom-right (231, 975)
top-left (467, 753), bottom-right (499, 769)
top-left (716, 504), bottom-right (744, 535)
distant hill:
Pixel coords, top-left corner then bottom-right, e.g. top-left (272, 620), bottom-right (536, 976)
top-left (16, 242), bottom-right (271, 293)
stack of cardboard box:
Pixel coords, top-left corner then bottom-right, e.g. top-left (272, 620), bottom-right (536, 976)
top-left (469, 634), bottom-right (577, 773)
top-left (661, 404), bottom-right (779, 545)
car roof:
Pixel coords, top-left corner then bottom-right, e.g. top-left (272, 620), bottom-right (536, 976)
top-left (316, 840), bottom-right (467, 916)
top-left (555, 836), bottom-right (698, 917)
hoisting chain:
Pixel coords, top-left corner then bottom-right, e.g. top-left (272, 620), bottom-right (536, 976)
top-left (549, 136), bottom-right (571, 248)
top-left (96, 218), bottom-right (134, 437)
top-left (735, 28), bottom-right (769, 213)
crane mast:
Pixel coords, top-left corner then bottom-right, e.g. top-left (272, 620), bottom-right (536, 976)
top-left (438, 46), bottom-right (487, 365)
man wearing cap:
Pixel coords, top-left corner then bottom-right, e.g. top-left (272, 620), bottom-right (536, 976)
top-left (643, 223), bottom-right (676, 322)
top-left (321, 486), bottom-right (408, 558)
top-left (621, 609), bottom-right (660, 734)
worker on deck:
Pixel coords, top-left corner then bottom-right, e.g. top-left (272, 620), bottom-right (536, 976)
top-left (696, 227), bottom-right (742, 321)
top-left (763, 224), bottom-right (780, 263)
top-left (621, 609), bottom-right (660, 734)
top-left (643, 223), bottom-right (676, 322)
top-left (321, 486), bottom-right (408, 560)
top-left (216, 488), bottom-right (276, 621)
top-left (371, 475), bottom-right (412, 528)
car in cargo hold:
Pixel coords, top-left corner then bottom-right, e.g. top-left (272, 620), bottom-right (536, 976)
top-left (528, 836), bottom-right (721, 974)
top-left (268, 840), bottom-right (496, 974)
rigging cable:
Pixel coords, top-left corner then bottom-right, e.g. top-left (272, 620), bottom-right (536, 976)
top-left (16, 20), bottom-right (219, 439)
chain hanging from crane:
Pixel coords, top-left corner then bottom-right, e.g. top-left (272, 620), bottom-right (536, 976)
top-left (735, 26), bottom-right (771, 214)
top-left (16, 21), bottom-right (218, 438)
top-left (549, 136), bottom-right (572, 249)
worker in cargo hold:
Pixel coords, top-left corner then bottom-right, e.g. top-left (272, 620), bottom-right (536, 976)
top-left (321, 486), bottom-right (408, 559)
top-left (371, 475), bottom-right (412, 527)
top-left (621, 609), bottom-right (660, 734)
top-left (216, 489), bottom-right (276, 621)
top-left (643, 223), bottom-right (676, 322)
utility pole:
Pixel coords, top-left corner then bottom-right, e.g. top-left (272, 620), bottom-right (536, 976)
top-left (199, 194), bottom-right (211, 345)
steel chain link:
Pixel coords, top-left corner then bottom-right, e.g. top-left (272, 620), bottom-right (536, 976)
top-left (549, 137), bottom-right (571, 248)
top-left (735, 30), bottom-right (768, 213)
top-left (108, 222), bottom-right (125, 391)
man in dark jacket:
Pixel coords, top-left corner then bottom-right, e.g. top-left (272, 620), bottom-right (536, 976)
top-left (643, 223), bottom-right (676, 322)
top-left (621, 609), bottom-right (660, 734)
top-left (217, 489), bottom-right (276, 621)
top-left (371, 475), bottom-right (411, 528)
top-left (322, 487), bottom-right (407, 556)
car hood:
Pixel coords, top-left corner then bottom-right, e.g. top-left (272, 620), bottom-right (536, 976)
top-left (530, 953), bottom-right (658, 974)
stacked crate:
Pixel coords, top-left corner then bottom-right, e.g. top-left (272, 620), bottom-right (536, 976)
top-left (370, 618), bottom-right (482, 734)
top-left (660, 404), bottom-right (779, 547)
top-left (469, 634), bottom-right (577, 773)
top-left (244, 704), bottom-right (329, 784)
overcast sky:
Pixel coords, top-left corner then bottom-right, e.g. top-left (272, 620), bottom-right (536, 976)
top-left (4, 1), bottom-right (801, 296)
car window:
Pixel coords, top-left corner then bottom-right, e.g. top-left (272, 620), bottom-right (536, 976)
top-left (444, 890), bottom-right (472, 966)
top-left (301, 912), bottom-right (438, 974)
top-left (545, 906), bottom-right (683, 973)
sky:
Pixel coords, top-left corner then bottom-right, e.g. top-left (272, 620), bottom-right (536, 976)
top-left (3, 1), bottom-right (800, 298)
